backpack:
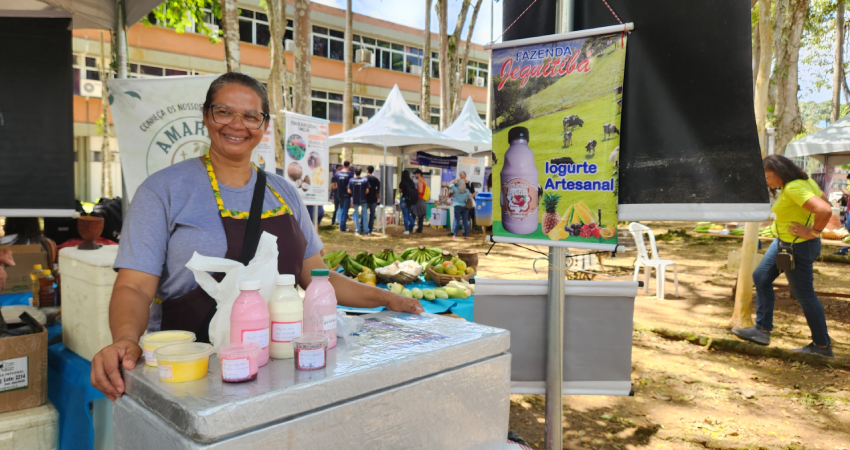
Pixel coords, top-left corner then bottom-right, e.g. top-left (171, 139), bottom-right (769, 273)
top-left (422, 183), bottom-right (431, 200)
top-left (402, 183), bottom-right (419, 205)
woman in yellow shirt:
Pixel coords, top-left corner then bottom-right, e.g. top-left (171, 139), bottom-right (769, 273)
top-left (732, 155), bottom-right (834, 357)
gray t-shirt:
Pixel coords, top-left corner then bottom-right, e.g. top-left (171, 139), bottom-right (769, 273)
top-left (114, 157), bottom-right (322, 330)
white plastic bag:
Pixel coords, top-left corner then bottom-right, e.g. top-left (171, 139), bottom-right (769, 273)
top-left (336, 310), bottom-right (364, 347)
top-left (185, 231), bottom-right (279, 352)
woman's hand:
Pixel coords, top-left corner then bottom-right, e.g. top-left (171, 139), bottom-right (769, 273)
top-left (385, 292), bottom-right (424, 314)
top-left (90, 338), bottom-right (143, 401)
top-left (788, 221), bottom-right (817, 240)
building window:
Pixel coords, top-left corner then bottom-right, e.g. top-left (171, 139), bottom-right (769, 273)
top-left (238, 8), bottom-right (292, 46)
top-left (73, 55), bottom-right (106, 94)
top-left (351, 35), bottom-right (423, 74)
top-left (309, 90), bottom-right (383, 124)
top-left (466, 61), bottom-right (489, 85)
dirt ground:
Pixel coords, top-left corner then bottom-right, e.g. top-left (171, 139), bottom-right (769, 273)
top-left (318, 216), bottom-right (850, 450)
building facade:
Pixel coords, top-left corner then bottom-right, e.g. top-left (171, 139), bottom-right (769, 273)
top-left (72, 0), bottom-right (489, 202)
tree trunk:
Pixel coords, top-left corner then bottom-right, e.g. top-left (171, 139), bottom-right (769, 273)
top-left (767, 0), bottom-right (788, 112)
top-left (420, 0), bottom-right (433, 123)
top-left (342, 0), bottom-right (354, 164)
top-left (754, 0), bottom-right (772, 155)
top-left (292, 0), bottom-right (312, 115)
top-left (221, 0), bottom-right (240, 72)
top-left (267, 0), bottom-right (289, 169)
top-left (752, 22), bottom-right (760, 92)
top-left (443, 0), bottom-right (472, 129)
top-left (452, 0), bottom-right (483, 122)
top-left (832, 0), bottom-right (845, 123)
top-left (772, 0), bottom-right (810, 155)
top-left (733, 0), bottom-right (772, 328)
top-left (437, 0), bottom-right (448, 130)
top-left (99, 31), bottom-right (112, 198)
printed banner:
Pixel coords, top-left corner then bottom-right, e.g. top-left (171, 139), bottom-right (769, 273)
top-left (250, 119), bottom-right (275, 172)
top-left (412, 151), bottom-right (457, 170)
top-left (456, 156), bottom-right (486, 188)
top-left (108, 75), bottom-right (280, 202)
top-left (283, 112), bottom-right (330, 203)
top-left (490, 29), bottom-right (626, 249)
top-left (108, 75), bottom-right (218, 201)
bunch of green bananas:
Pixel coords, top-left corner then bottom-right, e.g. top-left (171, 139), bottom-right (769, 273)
top-left (694, 222), bottom-right (711, 233)
top-left (340, 255), bottom-right (366, 277)
top-left (425, 251), bottom-right (454, 268)
top-left (377, 248), bottom-right (399, 265)
top-left (400, 246), bottom-right (442, 264)
top-left (759, 227), bottom-right (777, 238)
top-left (322, 250), bottom-right (348, 269)
top-left (355, 251), bottom-right (389, 271)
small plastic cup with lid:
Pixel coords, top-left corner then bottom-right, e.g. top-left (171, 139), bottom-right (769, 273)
top-left (291, 333), bottom-right (330, 370)
top-left (218, 342), bottom-right (262, 383)
top-left (153, 342), bottom-right (213, 383)
top-left (139, 330), bottom-right (196, 366)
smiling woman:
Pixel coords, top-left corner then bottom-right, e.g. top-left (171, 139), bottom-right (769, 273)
top-left (89, 72), bottom-right (424, 401)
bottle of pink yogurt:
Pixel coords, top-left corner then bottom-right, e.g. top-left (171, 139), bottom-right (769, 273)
top-left (500, 126), bottom-right (540, 235)
top-left (230, 280), bottom-right (271, 366)
top-left (303, 269), bottom-right (338, 349)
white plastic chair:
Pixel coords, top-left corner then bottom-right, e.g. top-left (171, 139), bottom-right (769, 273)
top-left (628, 222), bottom-right (679, 300)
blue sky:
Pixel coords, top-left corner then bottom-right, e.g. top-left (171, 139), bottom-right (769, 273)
top-left (311, 0), bottom-right (503, 45)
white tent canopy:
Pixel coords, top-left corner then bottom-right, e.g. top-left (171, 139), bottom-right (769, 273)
top-left (786, 115), bottom-right (850, 166)
top-left (327, 85), bottom-right (470, 157)
top-left (0, 0), bottom-right (160, 29)
top-left (442, 97), bottom-right (492, 157)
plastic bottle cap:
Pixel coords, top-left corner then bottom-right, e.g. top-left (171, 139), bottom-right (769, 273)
top-left (275, 274), bottom-right (296, 285)
top-left (311, 269), bottom-right (329, 277)
top-left (508, 126), bottom-right (530, 143)
top-left (33, 264), bottom-right (42, 270)
top-left (240, 280), bottom-right (261, 291)
top-left (42, 270), bottom-right (52, 275)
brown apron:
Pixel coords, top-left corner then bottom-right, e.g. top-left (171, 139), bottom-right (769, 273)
top-left (160, 156), bottom-right (308, 343)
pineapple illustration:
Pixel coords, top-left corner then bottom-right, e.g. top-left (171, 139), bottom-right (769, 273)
top-left (541, 192), bottom-right (562, 234)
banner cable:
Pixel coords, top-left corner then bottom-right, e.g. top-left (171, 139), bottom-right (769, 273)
top-left (599, 0), bottom-right (630, 47)
top-left (489, 0), bottom-right (540, 47)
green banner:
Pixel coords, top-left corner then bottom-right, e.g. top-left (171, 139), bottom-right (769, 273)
top-left (490, 30), bottom-right (627, 249)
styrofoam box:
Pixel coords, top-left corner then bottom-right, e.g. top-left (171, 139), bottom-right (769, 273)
top-left (0, 402), bottom-right (59, 450)
top-left (58, 246), bottom-right (119, 361)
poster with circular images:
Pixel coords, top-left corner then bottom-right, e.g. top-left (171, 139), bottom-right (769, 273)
top-left (284, 112), bottom-right (330, 202)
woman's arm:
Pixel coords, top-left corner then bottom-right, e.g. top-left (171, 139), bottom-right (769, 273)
top-left (91, 269), bottom-right (159, 400)
top-left (790, 195), bottom-right (833, 239)
top-left (299, 253), bottom-right (423, 313)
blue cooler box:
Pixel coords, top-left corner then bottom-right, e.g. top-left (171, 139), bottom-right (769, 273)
top-left (475, 192), bottom-right (493, 226)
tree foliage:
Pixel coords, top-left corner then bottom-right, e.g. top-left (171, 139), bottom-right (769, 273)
top-left (801, 0), bottom-right (847, 94)
top-left (142, 0), bottom-right (222, 43)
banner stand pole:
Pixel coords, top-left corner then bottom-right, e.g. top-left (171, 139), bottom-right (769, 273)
top-left (545, 246), bottom-right (565, 450)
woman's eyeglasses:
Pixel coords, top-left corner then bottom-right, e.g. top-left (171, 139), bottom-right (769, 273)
top-left (210, 105), bottom-right (269, 130)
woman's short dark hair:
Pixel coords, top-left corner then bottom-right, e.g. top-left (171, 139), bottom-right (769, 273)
top-left (763, 154), bottom-right (808, 185)
top-left (203, 72), bottom-right (270, 115)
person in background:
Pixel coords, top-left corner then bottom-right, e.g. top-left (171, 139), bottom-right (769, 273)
top-left (398, 170), bottom-right (418, 235)
top-left (449, 172), bottom-right (470, 239)
top-left (836, 187), bottom-right (850, 256)
top-left (467, 178), bottom-right (478, 231)
top-left (732, 155), bottom-right (834, 357)
top-left (330, 164), bottom-right (342, 226)
top-left (347, 167), bottom-right (370, 236)
top-left (0, 218), bottom-right (57, 267)
top-left (331, 161), bottom-right (353, 232)
top-left (412, 169), bottom-right (428, 233)
top-left (0, 249), bottom-right (14, 291)
top-left (365, 165), bottom-right (381, 234)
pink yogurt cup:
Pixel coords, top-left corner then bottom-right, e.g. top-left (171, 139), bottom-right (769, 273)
top-left (218, 342), bottom-right (261, 383)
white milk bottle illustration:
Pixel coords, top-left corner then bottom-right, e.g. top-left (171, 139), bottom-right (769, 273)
top-left (500, 127), bottom-right (539, 235)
